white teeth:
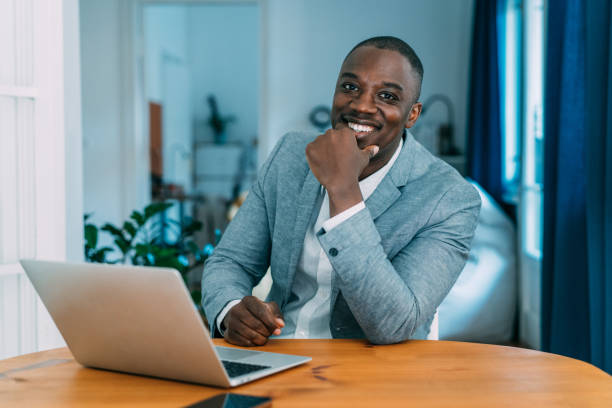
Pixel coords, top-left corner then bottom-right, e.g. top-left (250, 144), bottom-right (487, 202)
top-left (348, 122), bottom-right (375, 133)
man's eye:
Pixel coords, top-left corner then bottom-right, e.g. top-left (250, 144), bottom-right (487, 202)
top-left (379, 92), bottom-right (398, 101)
top-left (341, 83), bottom-right (358, 91)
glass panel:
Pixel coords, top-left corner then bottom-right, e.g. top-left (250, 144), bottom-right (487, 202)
top-left (523, 186), bottom-right (543, 258)
top-left (500, 0), bottom-right (523, 202)
top-left (16, 98), bottom-right (36, 259)
top-left (0, 96), bottom-right (18, 263)
top-left (0, 273), bottom-right (21, 358)
top-left (521, 0), bottom-right (545, 258)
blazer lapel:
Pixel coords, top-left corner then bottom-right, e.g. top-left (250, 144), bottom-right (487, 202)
top-left (364, 131), bottom-right (418, 219)
top-left (283, 170), bottom-right (321, 305)
top-left (364, 176), bottom-right (401, 220)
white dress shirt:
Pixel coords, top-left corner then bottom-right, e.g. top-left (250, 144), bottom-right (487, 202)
top-left (217, 138), bottom-right (403, 338)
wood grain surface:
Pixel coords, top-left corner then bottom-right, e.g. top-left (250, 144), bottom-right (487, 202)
top-left (0, 339), bottom-right (610, 407)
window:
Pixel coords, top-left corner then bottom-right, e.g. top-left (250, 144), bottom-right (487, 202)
top-left (501, 0), bottom-right (546, 349)
top-left (499, 0), bottom-right (522, 202)
top-left (500, 0), bottom-right (545, 258)
top-left (521, 0), bottom-right (545, 259)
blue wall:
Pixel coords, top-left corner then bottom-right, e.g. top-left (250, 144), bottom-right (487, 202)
top-left (188, 4), bottom-right (260, 145)
top-left (263, 0), bottom-right (475, 160)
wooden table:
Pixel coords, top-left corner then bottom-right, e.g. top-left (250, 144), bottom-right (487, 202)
top-left (1, 339), bottom-right (610, 407)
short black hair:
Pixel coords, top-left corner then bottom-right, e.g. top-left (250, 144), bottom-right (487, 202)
top-left (346, 36), bottom-right (424, 102)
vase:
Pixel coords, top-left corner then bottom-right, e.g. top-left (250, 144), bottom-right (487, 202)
top-left (214, 130), bottom-right (227, 144)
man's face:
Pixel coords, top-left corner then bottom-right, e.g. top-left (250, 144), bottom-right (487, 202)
top-left (331, 46), bottom-right (421, 174)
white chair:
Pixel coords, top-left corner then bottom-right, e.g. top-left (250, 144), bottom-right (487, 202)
top-left (427, 310), bottom-right (439, 340)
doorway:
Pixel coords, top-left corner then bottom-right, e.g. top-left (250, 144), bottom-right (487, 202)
top-left (142, 1), bottom-right (260, 245)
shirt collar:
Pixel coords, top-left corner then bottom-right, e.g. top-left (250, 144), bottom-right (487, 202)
top-left (358, 136), bottom-right (403, 201)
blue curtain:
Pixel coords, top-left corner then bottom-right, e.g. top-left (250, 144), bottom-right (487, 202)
top-left (467, 0), bottom-right (504, 205)
top-left (543, 0), bottom-right (612, 373)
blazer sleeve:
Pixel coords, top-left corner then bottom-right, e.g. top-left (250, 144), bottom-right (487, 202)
top-left (200, 135), bottom-right (287, 335)
top-left (316, 182), bottom-right (482, 344)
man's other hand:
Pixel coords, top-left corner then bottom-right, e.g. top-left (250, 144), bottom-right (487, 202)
top-left (222, 296), bottom-right (285, 346)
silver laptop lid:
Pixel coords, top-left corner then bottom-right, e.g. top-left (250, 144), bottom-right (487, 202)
top-left (20, 260), bottom-right (232, 387)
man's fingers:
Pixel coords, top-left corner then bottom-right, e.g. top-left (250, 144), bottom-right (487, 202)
top-left (363, 144), bottom-right (379, 159)
top-left (225, 327), bottom-right (261, 347)
top-left (231, 304), bottom-right (272, 338)
top-left (224, 312), bottom-right (270, 346)
top-left (224, 320), bottom-right (254, 346)
top-left (225, 330), bottom-right (253, 347)
top-left (243, 296), bottom-right (283, 333)
top-left (231, 325), bottom-right (269, 346)
top-left (265, 302), bottom-right (285, 328)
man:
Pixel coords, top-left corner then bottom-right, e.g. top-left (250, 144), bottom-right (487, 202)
top-left (202, 36), bottom-right (481, 346)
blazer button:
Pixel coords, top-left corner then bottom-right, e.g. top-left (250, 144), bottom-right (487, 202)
top-left (329, 248), bottom-right (338, 257)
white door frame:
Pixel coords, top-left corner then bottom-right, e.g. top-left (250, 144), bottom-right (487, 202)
top-left (0, 0), bottom-right (83, 358)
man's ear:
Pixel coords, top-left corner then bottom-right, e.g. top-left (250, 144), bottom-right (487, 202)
top-left (405, 102), bottom-right (423, 129)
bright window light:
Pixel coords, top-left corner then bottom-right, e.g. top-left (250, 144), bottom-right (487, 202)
top-left (522, 0), bottom-right (545, 259)
top-left (499, 0), bottom-right (522, 202)
top-left (500, 0), bottom-right (544, 258)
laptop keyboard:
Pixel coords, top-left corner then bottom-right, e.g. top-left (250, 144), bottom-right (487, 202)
top-left (221, 360), bottom-right (271, 378)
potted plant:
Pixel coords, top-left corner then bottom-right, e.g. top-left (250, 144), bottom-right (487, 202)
top-left (206, 95), bottom-right (236, 144)
top-left (84, 202), bottom-right (218, 321)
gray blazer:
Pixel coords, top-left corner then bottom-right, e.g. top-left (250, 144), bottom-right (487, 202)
top-left (202, 131), bottom-right (481, 343)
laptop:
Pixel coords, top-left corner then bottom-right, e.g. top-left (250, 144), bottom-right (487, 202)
top-left (20, 259), bottom-right (311, 387)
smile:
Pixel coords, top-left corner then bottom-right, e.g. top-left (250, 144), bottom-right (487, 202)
top-left (348, 122), bottom-right (376, 133)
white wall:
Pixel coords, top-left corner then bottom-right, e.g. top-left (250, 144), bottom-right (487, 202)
top-left (65, 0), bottom-right (85, 262)
top-left (144, 5), bottom-right (192, 192)
top-left (144, 6), bottom-right (190, 102)
top-left (261, 0), bottom-right (474, 162)
top-left (80, 0), bottom-right (125, 227)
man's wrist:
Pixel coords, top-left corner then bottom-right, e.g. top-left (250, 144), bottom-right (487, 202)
top-left (321, 201), bottom-right (365, 232)
top-left (327, 182), bottom-right (362, 217)
top-left (216, 299), bottom-right (241, 335)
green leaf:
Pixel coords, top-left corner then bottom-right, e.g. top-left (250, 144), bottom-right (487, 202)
top-left (134, 243), bottom-right (151, 256)
top-left (157, 247), bottom-right (179, 259)
top-left (144, 202), bottom-right (173, 220)
top-left (181, 220), bottom-right (203, 236)
top-left (123, 221), bottom-right (137, 239)
top-left (190, 289), bottom-right (202, 305)
top-left (186, 241), bottom-right (200, 255)
top-left (130, 210), bottom-right (145, 227)
top-left (91, 247), bottom-right (113, 263)
top-left (84, 224), bottom-right (98, 249)
top-left (101, 224), bottom-right (124, 239)
top-left (154, 256), bottom-right (184, 272)
top-left (114, 238), bottom-right (130, 255)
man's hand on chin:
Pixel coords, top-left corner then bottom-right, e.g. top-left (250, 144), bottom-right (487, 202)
top-left (305, 127), bottom-right (379, 216)
top-left (222, 296), bottom-right (285, 346)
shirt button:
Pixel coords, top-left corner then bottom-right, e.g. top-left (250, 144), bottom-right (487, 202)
top-left (329, 248), bottom-right (338, 257)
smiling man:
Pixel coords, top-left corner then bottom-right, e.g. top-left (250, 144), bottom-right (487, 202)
top-left (202, 36), bottom-right (481, 346)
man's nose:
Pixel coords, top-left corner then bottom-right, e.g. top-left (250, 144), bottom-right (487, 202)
top-left (350, 92), bottom-right (377, 114)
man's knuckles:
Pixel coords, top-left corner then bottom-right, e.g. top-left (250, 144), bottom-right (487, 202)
top-left (226, 331), bottom-right (253, 347)
top-left (238, 327), bottom-right (268, 346)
